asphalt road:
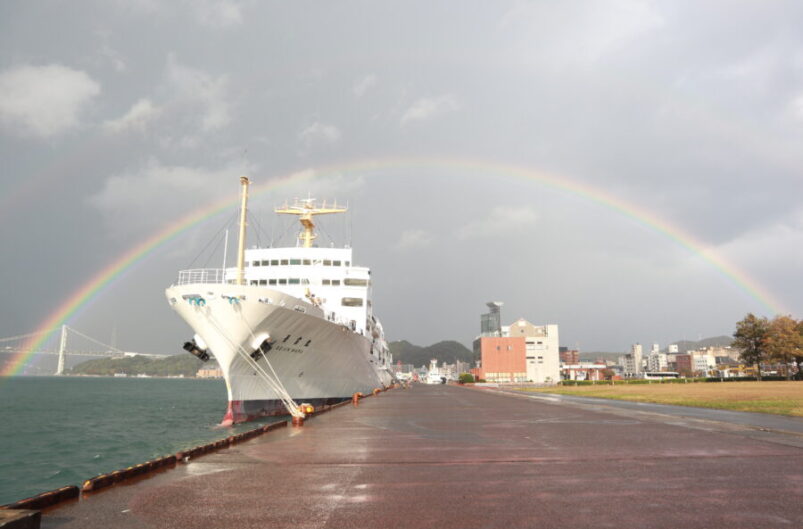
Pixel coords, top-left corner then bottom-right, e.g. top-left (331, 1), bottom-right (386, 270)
top-left (43, 384), bottom-right (803, 529)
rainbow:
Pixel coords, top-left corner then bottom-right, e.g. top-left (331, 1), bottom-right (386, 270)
top-left (1, 156), bottom-right (787, 376)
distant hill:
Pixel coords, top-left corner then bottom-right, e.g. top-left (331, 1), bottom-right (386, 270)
top-left (389, 340), bottom-right (474, 369)
top-left (670, 336), bottom-right (733, 353)
top-left (70, 354), bottom-right (205, 377)
top-left (578, 352), bottom-right (621, 362)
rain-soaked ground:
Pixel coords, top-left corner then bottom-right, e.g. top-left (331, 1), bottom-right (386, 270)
top-left (41, 384), bottom-right (803, 529)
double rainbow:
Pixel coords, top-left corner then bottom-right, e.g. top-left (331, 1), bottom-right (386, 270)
top-left (1, 157), bottom-right (786, 376)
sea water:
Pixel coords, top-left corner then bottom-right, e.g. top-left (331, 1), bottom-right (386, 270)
top-left (0, 376), bottom-right (283, 504)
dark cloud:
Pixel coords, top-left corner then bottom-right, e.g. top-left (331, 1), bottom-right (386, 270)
top-left (0, 0), bottom-right (801, 355)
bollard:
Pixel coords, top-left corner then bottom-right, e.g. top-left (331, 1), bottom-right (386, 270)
top-left (372, 388), bottom-right (381, 396)
top-left (292, 416), bottom-right (304, 427)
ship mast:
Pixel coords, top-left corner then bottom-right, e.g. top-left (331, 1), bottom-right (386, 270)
top-left (236, 176), bottom-right (250, 285)
top-left (275, 198), bottom-right (347, 248)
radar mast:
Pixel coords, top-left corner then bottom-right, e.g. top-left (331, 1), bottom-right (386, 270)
top-left (275, 197), bottom-right (347, 248)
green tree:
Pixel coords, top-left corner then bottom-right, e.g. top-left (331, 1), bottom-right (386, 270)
top-left (458, 373), bottom-right (475, 384)
top-left (764, 316), bottom-right (803, 380)
top-left (795, 320), bottom-right (803, 380)
top-left (733, 313), bottom-right (769, 380)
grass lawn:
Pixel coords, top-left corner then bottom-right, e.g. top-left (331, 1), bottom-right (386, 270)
top-left (519, 381), bottom-right (803, 416)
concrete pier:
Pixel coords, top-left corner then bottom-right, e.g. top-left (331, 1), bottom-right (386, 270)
top-left (42, 385), bottom-right (803, 528)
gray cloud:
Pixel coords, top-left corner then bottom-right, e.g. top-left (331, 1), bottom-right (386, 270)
top-left (103, 99), bottom-right (161, 134)
top-left (353, 74), bottom-right (377, 98)
top-left (298, 121), bottom-right (342, 146)
top-left (393, 229), bottom-right (435, 250)
top-left (457, 206), bottom-right (538, 240)
top-left (400, 95), bottom-right (460, 125)
top-left (1, 0), bottom-right (801, 355)
top-left (0, 64), bottom-right (100, 137)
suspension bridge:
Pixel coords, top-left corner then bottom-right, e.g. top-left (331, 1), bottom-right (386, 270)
top-left (0, 326), bottom-right (167, 375)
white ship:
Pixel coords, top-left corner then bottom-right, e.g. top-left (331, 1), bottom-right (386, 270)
top-left (166, 177), bottom-right (393, 425)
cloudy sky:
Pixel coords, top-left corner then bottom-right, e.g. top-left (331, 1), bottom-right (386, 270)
top-left (1, 0), bottom-right (801, 356)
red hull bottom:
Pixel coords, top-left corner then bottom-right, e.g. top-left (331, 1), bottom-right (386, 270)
top-left (220, 397), bottom-right (349, 426)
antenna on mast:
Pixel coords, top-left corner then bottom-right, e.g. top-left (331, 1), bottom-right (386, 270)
top-left (275, 197), bottom-right (348, 248)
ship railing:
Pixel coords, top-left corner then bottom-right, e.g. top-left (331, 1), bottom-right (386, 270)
top-left (177, 268), bottom-right (227, 285)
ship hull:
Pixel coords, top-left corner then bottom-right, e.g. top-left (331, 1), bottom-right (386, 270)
top-left (166, 284), bottom-right (391, 424)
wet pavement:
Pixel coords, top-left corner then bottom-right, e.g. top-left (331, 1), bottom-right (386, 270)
top-left (42, 384), bottom-right (803, 529)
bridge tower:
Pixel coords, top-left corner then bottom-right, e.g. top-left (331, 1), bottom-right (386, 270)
top-left (55, 325), bottom-right (67, 376)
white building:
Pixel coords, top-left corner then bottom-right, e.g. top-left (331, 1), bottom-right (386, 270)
top-left (691, 350), bottom-right (717, 376)
top-left (631, 343), bottom-right (643, 374)
top-left (506, 318), bottom-right (560, 384)
top-left (647, 351), bottom-right (668, 372)
top-left (618, 354), bottom-right (637, 377)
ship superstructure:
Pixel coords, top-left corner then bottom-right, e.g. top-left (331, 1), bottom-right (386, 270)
top-left (166, 178), bottom-right (393, 424)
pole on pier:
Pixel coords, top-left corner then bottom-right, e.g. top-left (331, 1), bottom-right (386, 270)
top-left (55, 325), bottom-right (67, 375)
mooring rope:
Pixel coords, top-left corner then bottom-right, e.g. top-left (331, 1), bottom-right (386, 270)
top-left (203, 312), bottom-right (303, 418)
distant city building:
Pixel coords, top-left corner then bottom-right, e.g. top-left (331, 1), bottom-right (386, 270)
top-left (509, 318), bottom-right (560, 384)
top-left (647, 351), bottom-right (668, 372)
top-left (618, 354), bottom-right (637, 377)
top-left (618, 343), bottom-right (645, 378)
top-left (675, 354), bottom-right (693, 376)
top-left (560, 349), bottom-right (580, 364)
top-left (689, 349), bottom-right (717, 376)
top-left (197, 366), bottom-right (223, 378)
top-left (561, 363), bottom-right (607, 381)
top-left (480, 302), bottom-right (504, 337)
top-left (668, 344), bottom-right (679, 354)
top-left (473, 336), bottom-right (527, 383)
top-left (631, 343), bottom-right (643, 374)
top-left (651, 343), bottom-right (660, 354)
top-left (472, 302), bottom-right (559, 384)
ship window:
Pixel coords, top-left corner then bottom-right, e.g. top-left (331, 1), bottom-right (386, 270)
top-left (289, 278), bottom-right (300, 285)
top-left (303, 259), bottom-right (311, 265)
top-left (250, 280), bottom-right (258, 286)
top-left (322, 279), bottom-right (331, 285)
top-left (304, 340), bottom-right (311, 347)
top-left (270, 259), bottom-right (279, 266)
top-left (333, 260), bottom-right (341, 266)
top-left (344, 278), bottom-right (368, 287)
top-left (301, 278), bottom-right (310, 285)
top-left (278, 279), bottom-right (287, 285)
top-left (331, 280), bottom-right (340, 286)
top-left (261, 260), bottom-right (270, 266)
top-left (252, 261), bottom-right (260, 267)
top-left (323, 260), bottom-right (332, 266)
top-left (259, 279), bottom-right (267, 286)
top-left (290, 259), bottom-right (301, 265)
top-left (268, 279), bottom-right (277, 285)
top-left (345, 261), bottom-right (350, 266)
top-left (341, 297), bottom-right (364, 307)
top-left (282, 334), bottom-right (291, 343)
top-left (293, 337), bottom-right (303, 345)
top-left (280, 259), bottom-right (288, 265)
